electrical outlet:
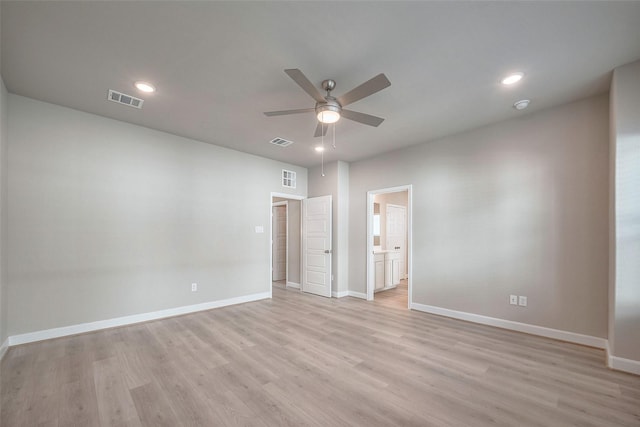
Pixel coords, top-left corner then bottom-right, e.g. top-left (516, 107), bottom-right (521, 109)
top-left (191, 283), bottom-right (198, 292)
top-left (518, 296), bottom-right (527, 307)
top-left (509, 295), bottom-right (518, 305)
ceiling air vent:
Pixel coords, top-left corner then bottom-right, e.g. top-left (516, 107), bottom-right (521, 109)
top-left (269, 137), bottom-right (294, 147)
top-left (107, 89), bottom-right (144, 109)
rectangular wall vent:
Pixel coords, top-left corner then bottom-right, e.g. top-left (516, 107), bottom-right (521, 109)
top-left (270, 137), bottom-right (294, 147)
top-left (107, 89), bottom-right (144, 109)
top-left (282, 169), bottom-right (296, 188)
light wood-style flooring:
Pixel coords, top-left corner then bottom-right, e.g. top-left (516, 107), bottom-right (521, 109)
top-left (2, 287), bottom-right (639, 426)
top-left (374, 279), bottom-right (408, 310)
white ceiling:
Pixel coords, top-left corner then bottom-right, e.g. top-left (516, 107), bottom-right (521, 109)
top-left (2, 1), bottom-right (640, 168)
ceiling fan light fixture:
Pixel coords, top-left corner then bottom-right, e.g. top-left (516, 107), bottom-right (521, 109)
top-left (317, 110), bottom-right (340, 124)
top-left (316, 101), bottom-right (341, 124)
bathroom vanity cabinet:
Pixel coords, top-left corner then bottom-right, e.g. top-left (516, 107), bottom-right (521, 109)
top-left (374, 250), bottom-right (401, 292)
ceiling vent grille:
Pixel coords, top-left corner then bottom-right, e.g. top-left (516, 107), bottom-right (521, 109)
top-left (107, 89), bottom-right (144, 109)
top-left (270, 137), bottom-right (294, 147)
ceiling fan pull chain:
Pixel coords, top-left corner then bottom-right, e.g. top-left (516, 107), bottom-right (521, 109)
top-left (321, 124), bottom-right (326, 176)
top-left (332, 122), bottom-right (336, 150)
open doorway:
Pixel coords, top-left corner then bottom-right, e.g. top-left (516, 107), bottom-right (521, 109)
top-left (271, 195), bottom-right (303, 294)
top-left (366, 186), bottom-right (412, 309)
top-left (270, 192), bottom-right (333, 299)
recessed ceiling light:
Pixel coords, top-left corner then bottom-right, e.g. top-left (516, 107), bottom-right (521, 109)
top-left (134, 81), bottom-right (156, 93)
top-left (513, 99), bottom-right (530, 110)
top-left (315, 146), bottom-right (325, 152)
top-left (501, 72), bottom-right (524, 85)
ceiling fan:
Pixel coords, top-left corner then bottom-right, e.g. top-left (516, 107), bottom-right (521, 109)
top-left (264, 69), bottom-right (391, 137)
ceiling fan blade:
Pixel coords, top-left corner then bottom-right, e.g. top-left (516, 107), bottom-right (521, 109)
top-left (341, 109), bottom-right (385, 127)
top-left (337, 73), bottom-right (391, 107)
top-left (284, 69), bottom-right (326, 103)
top-left (264, 108), bottom-right (314, 117)
top-left (314, 122), bottom-right (328, 138)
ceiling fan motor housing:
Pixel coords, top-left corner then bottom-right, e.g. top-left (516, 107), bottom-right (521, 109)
top-left (315, 97), bottom-right (342, 116)
top-left (322, 79), bottom-right (336, 92)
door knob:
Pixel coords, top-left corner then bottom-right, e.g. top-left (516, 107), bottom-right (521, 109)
top-left (324, 250), bottom-right (332, 254)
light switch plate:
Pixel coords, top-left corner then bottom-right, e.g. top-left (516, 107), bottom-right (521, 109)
top-left (509, 295), bottom-right (518, 305)
top-left (518, 296), bottom-right (527, 307)
top-left (255, 225), bottom-right (264, 233)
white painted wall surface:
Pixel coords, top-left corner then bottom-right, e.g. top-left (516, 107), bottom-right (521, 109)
top-left (0, 77), bottom-right (8, 346)
top-left (610, 60), bottom-right (640, 363)
top-left (6, 95), bottom-right (307, 336)
top-left (348, 95), bottom-right (609, 338)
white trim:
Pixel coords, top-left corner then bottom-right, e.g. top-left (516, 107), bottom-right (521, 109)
top-left (410, 302), bottom-right (607, 349)
top-left (366, 185), bottom-right (413, 308)
top-left (271, 201), bottom-right (288, 283)
top-left (271, 192), bottom-right (305, 201)
top-left (8, 292), bottom-right (270, 347)
top-left (347, 291), bottom-right (367, 299)
top-left (332, 290), bottom-right (349, 298)
top-left (286, 281), bottom-right (301, 289)
top-left (0, 338), bottom-right (9, 361)
top-left (609, 354), bottom-right (640, 375)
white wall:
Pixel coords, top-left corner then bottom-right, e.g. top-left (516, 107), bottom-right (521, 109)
top-left (0, 4), bottom-right (8, 351)
top-left (0, 78), bottom-right (8, 348)
top-left (609, 59), bottom-right (640, 365)
top-left (349, 95), bottom-right (609, 338)
top-left (6, 95), bottom-right (307, 336)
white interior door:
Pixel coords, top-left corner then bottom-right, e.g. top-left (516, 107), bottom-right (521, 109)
top-left (386, 204), bottom-right (407, 279)
top-left (302, 195), bottom-right (332, 298)
top-left (272, 205), bottom-right (286, 281)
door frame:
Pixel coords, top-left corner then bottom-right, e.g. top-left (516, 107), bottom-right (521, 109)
top-left (272, 201), bottom-right (288, 283)
top-left (270, 192), bottom-right (305, 298)
top-left (366, 185), bottom-right (413, 308)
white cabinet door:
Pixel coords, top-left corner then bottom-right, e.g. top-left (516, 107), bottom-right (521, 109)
top-left (391, 258), bottom-right (401, 285)
top-left (374, 254), bottom-right (385, 290)
top-left (302, 196), bottom-right (332, 298)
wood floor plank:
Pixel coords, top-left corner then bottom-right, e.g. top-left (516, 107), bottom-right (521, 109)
top-left (57, 376), bottom-right (100, 427)
top-left (93, 357), bottom-right (142, 427)
top-left (2, 285), bottom-right (640, 426)
top-left (129, 381), bottom-right (181, 427)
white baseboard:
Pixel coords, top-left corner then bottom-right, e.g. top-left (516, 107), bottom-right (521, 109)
top-left (286, 282), bottom-right (300, 289)
top-left (411, 302), bottom-right (607, 349)
top-left (607, 343), bottom-right (640, 375)
top-left (332, 290), bottom-right (349, 298)
top-left (347, 290), bottom-right (367, 299)
top-left (8, 291), bottom-right (270, 347)
top-left (0, 338), bottom-right (9, 361)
